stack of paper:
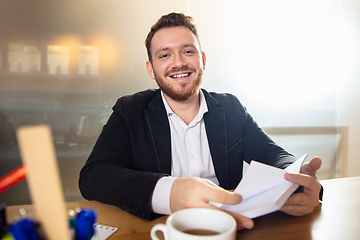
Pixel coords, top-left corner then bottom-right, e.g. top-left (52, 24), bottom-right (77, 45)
top-left (221, 153), bottom-right (308, 219)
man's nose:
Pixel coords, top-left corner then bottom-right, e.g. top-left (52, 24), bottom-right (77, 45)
top-left (172, 53), bottom-right (187, 68)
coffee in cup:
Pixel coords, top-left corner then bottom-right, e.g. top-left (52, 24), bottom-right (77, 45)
top-left (150, 208), bottom-right (236, 240)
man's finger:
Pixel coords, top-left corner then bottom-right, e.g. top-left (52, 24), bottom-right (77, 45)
top-left (222, 210), bottom-right (254, 230)
top-left (309, 157), bottom-right (322, 172)
top-left (188, 200), bottom-right (253, 230)
top-left (284, 192), bottom-right (308, 205)
top-left (301, 157), bottom-right (322, 176)
top-left (207, 205), bottom-right (254, 230)
top-left (285, 173), bottom-right (317, 189)
top-left (280, 204), bottom-right (314, 216)
top-left (201, 185), bottom-right (242, 205)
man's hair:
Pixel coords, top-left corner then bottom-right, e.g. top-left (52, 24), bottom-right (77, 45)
top-left (145, 12), bottom-right (200, 63)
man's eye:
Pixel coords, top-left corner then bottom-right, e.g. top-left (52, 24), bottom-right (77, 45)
top-left (185, 50), bottom-right (193, 54)
top-left (159, 54), bottom-right (169, 58)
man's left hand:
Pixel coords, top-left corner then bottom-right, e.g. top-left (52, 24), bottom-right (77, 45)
top-left (281, 157), bottom-right (322, 216)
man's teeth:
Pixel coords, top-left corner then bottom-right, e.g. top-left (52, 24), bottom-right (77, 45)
top-left (171, 73), bottom-right (190, 79)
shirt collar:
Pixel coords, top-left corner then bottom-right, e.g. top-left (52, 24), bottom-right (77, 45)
top-left (161, 89), bottom-right (208, 119)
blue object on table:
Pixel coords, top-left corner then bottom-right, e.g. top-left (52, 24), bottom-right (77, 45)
top-left (8, 218), bottom-right (39, 240)
top-left (75, 209), bottom-right (97, 240)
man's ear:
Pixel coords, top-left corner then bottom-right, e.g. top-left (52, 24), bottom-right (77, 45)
top-left (146, 61), bottom-right (155, 79)
top-left (201, 52), bottom-right (206, 70)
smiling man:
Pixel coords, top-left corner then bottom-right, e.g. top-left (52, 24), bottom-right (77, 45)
top-left (79, 12), bottom-right (323, 230)
top-left (146, 25), bottom-right (205, 102)
top-left (146, 25), bottom-right (205, 125)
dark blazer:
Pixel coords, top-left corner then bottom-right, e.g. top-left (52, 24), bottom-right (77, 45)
top-left (79, 89), bottom-right (295, 220)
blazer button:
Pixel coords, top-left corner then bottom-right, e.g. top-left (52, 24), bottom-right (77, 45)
top-left (132, 208), bottom-right (138, 214)
top-left (122, 204), bottom-right (130, 212)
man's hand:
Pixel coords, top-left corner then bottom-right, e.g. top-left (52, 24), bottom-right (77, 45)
top-left (281, 157), bottom-right (322, 216)
top-left (170, 177), bottom-right (254, 230)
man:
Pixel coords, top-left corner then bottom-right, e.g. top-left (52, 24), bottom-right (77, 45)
top-left (79, 12), bottom-right (322, 230)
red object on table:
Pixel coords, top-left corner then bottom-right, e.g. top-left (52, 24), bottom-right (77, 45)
top-left (0, 166), bottom-right (26, 194)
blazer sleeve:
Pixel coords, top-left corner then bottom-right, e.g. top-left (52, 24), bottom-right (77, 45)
top-left (226, 94), bottom-right (324, 200)
top-left (78, 97), bottom-right (167, 220)
top-left (240, 103), bottom-right (295, 168)
top-left (217, 92), bottom-right (296, 168)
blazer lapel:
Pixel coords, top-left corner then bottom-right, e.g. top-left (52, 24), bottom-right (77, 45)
top-left (144, 90), bottom-right (172, 174)
top-left (203, 90), bottom-right (230, 189)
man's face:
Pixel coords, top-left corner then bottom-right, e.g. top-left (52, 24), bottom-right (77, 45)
top-left (146, 26), bottom-right (206, 101)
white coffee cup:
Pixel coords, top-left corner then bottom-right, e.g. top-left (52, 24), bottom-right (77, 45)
top-left (150, 208), bottom-right (236, 240)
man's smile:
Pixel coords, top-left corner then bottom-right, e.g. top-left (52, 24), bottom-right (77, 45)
top-left (169, 72), bottom-right (192, 80)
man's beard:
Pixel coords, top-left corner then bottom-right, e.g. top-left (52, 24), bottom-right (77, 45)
top-left (154, 68), bottom-right (203, 101)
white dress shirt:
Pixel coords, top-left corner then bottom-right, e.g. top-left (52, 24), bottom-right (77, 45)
top-left (151, 90), bottom-right (220, 215)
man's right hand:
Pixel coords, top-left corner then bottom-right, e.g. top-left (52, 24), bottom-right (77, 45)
top-left (169, 177), bottom-right (254, 230)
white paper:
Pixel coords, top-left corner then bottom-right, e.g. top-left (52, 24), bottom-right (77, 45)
top-left (221, 153), bottom-right (308, 219)
top-left (94, 223), bottom-right (118, 240)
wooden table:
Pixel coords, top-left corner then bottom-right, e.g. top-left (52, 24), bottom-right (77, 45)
top-left (6, 177), bottom-right (360, 240)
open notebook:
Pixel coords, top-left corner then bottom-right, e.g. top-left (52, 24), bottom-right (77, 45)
top-left (221, 153), bottom-right (308, 219)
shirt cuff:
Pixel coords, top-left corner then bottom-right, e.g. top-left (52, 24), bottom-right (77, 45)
top-left (151, 176), bottom-right (178, 215)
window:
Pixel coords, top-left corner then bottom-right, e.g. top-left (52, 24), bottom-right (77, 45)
top-left (85, 64), bottom-right (91, 75)
top-left (56, 65), bottom-right (62, 74)
top-left (78, 45), bottom-right (99, 75)
top-left (7, 43), bottom-right (41, 73)
top-left (47, 45), bottom-right (69, 75)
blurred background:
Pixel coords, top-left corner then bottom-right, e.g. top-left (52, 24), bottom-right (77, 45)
top-left (1, 0), bottom-right (360, 205)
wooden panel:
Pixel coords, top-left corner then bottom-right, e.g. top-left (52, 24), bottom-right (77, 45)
top-left (17, 125), bottom-right (70, 240)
